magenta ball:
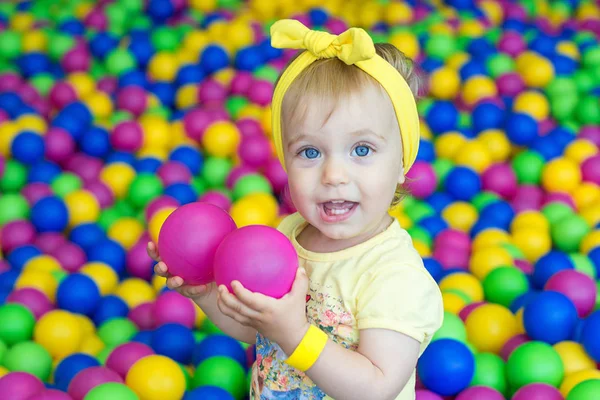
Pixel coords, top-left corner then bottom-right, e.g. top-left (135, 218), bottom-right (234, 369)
top-left (61, 47), bottom-right (91, 73)
top-left (84, 180), bottom-right (115, 209)
top-left (281, 183), bottom-right (297, 213)
top-left (580, 126), bottom-right (600, 146)
top-left (498, 32), bottom-right (527, 57)
top-left (50, 242), bottom-right (86, 273)
top-left (49, 82), bottom-right (77, 110)
top-left (145, 196), bottom-right (180, 221)
top-left (324, 18), bottom-right (348, 34)
top-left (34, 232), bottom-right (66, 254)
top-left (455, 386), bottom-right (504, 400)
top-left (23, 183), bottom-right (53, 206)
top-left (432, 246), bottom-right (470, 270)
top-left (128, 302), bottom-right (155, 330)
top-left (157, 202), bottom-right (237, 284)
top-left (214, 225), bottom-right (298, 298)
top-left (406, 161), bottom-right (437, 199)
top-left (415, 390), bottom-right (444, 400)
top-left (545, 270), bottom-right (597, 318)
top-left (67, 367), bottom-right (123, 400)
top-left (542, 192), bottom-right (576, 209)
top-left (500, 334), bottom-right (530, 361)
top-left (97, 76), bottom-right (118, 95)
top-left (111, 121), bottom-right (144, 152)
top-left (226, 165), bottom-right (257, 189)
top-left (0, 73), bottom-right (22, 92)
top-left (116, 86), bottom-right (147, 116)
top-left (1, 220), bottom-right (36, 253)
top-left (497, 73), bottom-right (525, 97)
top-left (230, 71), bottom-right (253, 95)
top-left (126, 240), bottom-right (154, 281)
top-left (6, 288), bottom-right (54, 320)
top-left (65, 154), bottom-right (103, 183)
top-left (152, 291), bottom-right (196, 329)
top-left (105, 342), bottom-right (155, 379)
top-left (458, 301), bottom-right (485, 322)
top-left (482, 163), bottom-right (517, 199)
top-left (157, 161), bottom-right (192, 186)
top-left (198, 79), bottom-right (227, 103)
top-left (19, 83), bottom-right (42, 105)
top-left (512, 383), bottom-right (563, 400)
top-left (511, 184), bottom-right (544, 212)
top-left (198, 190), bottom-right (232, 212)
top-left (26, 389), bottom-right (73, 400)
top-left (0, 372), bottom-right (45, 400)
top-left (247, 80), bottom-right (274, 106)
top-left (238, 135), bottom-right (271, 168)
top-left (236, 118), bottom-right (263, 138)
top-left (0, 110), bottom-right (9, 124)
top-left (434, 229), bottom-right (471, 252)
top-left (263, 158), bottom-right (288, 193)
top-left (582, 154), bottom-right (600, 185)
top-left (183, 108), bottom-right (213, 142)
top-left (45, 127), bottom-right (75, 163)
top-left (514, 259), bottom-right (533, 274)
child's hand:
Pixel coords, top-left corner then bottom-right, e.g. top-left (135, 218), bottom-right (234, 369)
top-left (216, 268), bottom-right (311, 355)
top-left (147, 242), bottom-right (215, 301)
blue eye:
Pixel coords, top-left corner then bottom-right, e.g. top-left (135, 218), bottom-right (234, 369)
top-left (352, 145), bottom-right (371, 157)
top-left (301, 148), bottom-right (320, 159)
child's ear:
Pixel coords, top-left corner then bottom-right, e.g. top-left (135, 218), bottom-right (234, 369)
top-left (397, 166), bottom-right (405, 185)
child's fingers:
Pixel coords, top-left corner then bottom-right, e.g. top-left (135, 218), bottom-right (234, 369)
top-left (217, 293), bottom-right (252, 326)
top-left (146, 242), bottom-right (161, 262)
top-left (166, 275), bottom-right (184, 289)
top-left (153, 262), bottom-right (170, 277)
top-left (179, 284), bottom-right (208, 298)
top-left (218, 285), bottom-right (261, 319)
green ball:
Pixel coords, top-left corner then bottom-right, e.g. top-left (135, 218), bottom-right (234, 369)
top-left (106, 4), bottom-right (128, 27)
top-left (111, 110), bottom-right (133, 125)
top-left (2, 341), bottom-right (52, 380)
top-left (483, 267), bottom-right (529, 308)
top-left (98, 207), bottom-right (122, 232)
top-left (0, 3), bottom-right (15, 16)
top-left (403, 201), bottom-right (435, 222)
top-left (191, 176), bottom-right (207, 197)
top-left (0, 339), bottom-right (6, 363)
top-left (151, 27), bottom-right (180, 52)
top-left (369, 32), bottom-right (387, 44)
top-left (118, 0), bottom-right (144, 14)
top-left (85, 382), bottom-right (139, 400)
top-left (0, 304), bottom-right (35, 346)
top-left (506, 341), bottom-right (564, 390)
top-left (114, 199), bottom-right (136, 217)
top-left (471, 352), bottom-right (507, 395)
top-left (459, 112), bottom-right (471, 129)
top-left (50, 269), bottom-right (68, 284)
top-left (407, 226), bottom-right (432, 247)
top-left (501, 242), bottom-right (525, 260)
top-left (253, 66), bottom-right (280, 82)
top-left (485, 27), bottom-right (503, 44)
top-left (90, 60), bottom-right (107, 80)
top-left (551, 95), bottom-right (578, 122)
top-left (487, 53), bottom-right (515, 78)
top-left (105, 49), bottom-right (137, 76)
top-left (145, 106), bottom-right (170, 119)
top-left (48, 33), bottom-right (75, 60)
top-left (472, 191), bottom-right (500, 212)
top-left (202, 157), bottom-right (233, 188)
top-left (546, 77), bottom-right (578, 98)
top-left (417, 97), bottom-right (434, 116)
top-left (551, 214), bottom-right (590, 253)
top-left (97, 344), bottom-right (118, 365)
top-left (0, 59), bottom-right (16, 73)
top-left (573, 31), bottom-right (597, 45)
top-left (179, 363), bottom-right (192, 390)
top-left (576, 96), bottom-right (600, 125)
top-left (233, 174), bottom-right (272, 200)
top-left (51, 173), bottom-right (83, 197)
top-left (512, 151), bottom-right (544, 184)
top-left (574, 70), bottom-right (595, 93)
top-left (218, 0), bottom-right (242, 10)
top-left (202, 319), bottom-right (225, 336)
top-left (432, 311), bottom-right (467, 343)
top-left (569, 254), bottom-right (596, 279)
top-left (0, 193), bottom-right (29, 225)
top-left (29, 74), bottom-right (55, 96)
top-left (0, 31), bottom-right (22, 59)
top-left (130, 14), bottom-right (152, 30)
top-left (582, 47), bottom-right (600, 69)
top-left (567, 379), bottom-right (600, 400)
top-left (432, 158), bottom-right (454, 188)
top-left (226, 96), bottom-right (249, 119)
top-left (542, 202), bottom-right (574, 226)
top-left (192, 356), bottom-right (247, 400)
top-left (98, 318), bottom-right (138, 347)
top-left (194, 331), bottom-right (208, 343)
top-left (127, 174), bottom-right (164, 209)
top-left (425, 34), bottom-right (457, 60)
top-left (0, 160), bottom-right (27, 192)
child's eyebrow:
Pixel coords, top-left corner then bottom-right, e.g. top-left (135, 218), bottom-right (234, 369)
top-left (351, 129), bottom-right (387, 142)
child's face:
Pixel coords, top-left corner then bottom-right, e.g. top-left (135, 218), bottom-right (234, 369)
top-left (283, 84), bottom-right (405, 242)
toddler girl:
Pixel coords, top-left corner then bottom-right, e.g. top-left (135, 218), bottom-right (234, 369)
top-left (149, 19), bottom-right (443, 400)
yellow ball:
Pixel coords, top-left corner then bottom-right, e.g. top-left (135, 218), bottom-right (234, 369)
top-left (76, 314), bottom-right (96, 336)
top-left (513, 90), bottom-right (550, 121)
top-left (23, 255), bottom-right (62, 273)
top-left (439, 273), bottom-right (484, 303)
top-left (560, 369), bottom-right (600, 398)
top-left (0, 366), bottom-right (9, 378)
top-left (79, 334), bottom-right (105, 356)
top-left (581, 230), bottom-right (600, 254)
top-left (202, 121), bottom-right (241, 157)
top-left (511, 210), bottom-right (550, 233)
top-left (581, 205), bottom-right (600, 228)
top-left (442, 202), bottom-right (478, 233)
top-left (573, 183), bottom-right (600, 211)
top-left (194, 303), bottom-right (207, 329)
top-left (472, 229), bottom-right (512, 251)
top-left (149, 206), bottom-right (176, 245)
top-left (140, 115), bottom-right (171, 150)
top-left (126, 355), bottom-right (186, 400)
top-left (512, 228), bottom-right (552, 262)
top-left (183, 30), bottom-right (208, 57)
top-left (357, 2), bottom-right (382, 28)
top-left (435, 132), bottom-right (468, 160)
top-left (442, 291), bottom-right (469, 314)
top-left (515, 307), bottom-right (525, 334)
top-left (34, 310), bottom-right (83, 359)
top-left (152, 274), bottom-right (167, 293)
top-left (0, 122), bottom-right (21, 157)
top-left (516, 52), bottom-right (555, 88)
top-left (466, 303), bottom-right (519, 354)
top-left (86, 92), bottom-right (113, 119)
top-left (176, 50), bottom-right (197, 66)
top-left (541, 157), bottom-right (582, 194)
top-left (454, 140), bottom-right (493, 173)
top-left (15, 270), bottom-right (58, 302)
top-left (226, 21), bottom-right (254, 50)
top-left (148, 52), bottom-right (179, 82)
top-left (65, 190), bottom-right (100, 227)
top-left (230, 193), bottom-right (279, 227)
top-left (189, 0), bottom-right (216, 12)
top-left (115, 278), bottom-right (156, 309)
top-left (480, 0), bottom-right (504, 25)
top-left (16, 115), bottom-right (47, 134)
top-left (459, 20), bottom-right (485, 37)
top-left (213, 68), bottom-right (235, 87)
top-left (108, 217), bottom-right (145, 250)
top-left (80, 262), bottom-right (119, 296)
top-left (137, 146), bottom-right (169, 161)
top-left (554, 341), bottom-right (596, 376)
top-left (237, 104), bottom-right (263, 121)
top-left (429, 67), bottom-right (461, 100)
top-left (175, 85), bottom-right (198, 110)
top-left (23, 30), bottom-right (47, 52)
top-left (388, 31), bottom-right (420, 60)
top-left (67, 73), bottom-right (95, 98)
top-left (470, 246), bottom-right (513, 280)
top-left (413, 241), bottom-right (431, 257)
top-left (385, 2), bottom-right (413, 25)
top-left (556, 41), bottom-right (580, 60)
top-left (447, 52), bottom-right (470, 70)
top-left (462, 76), bottom-right (497, 106)
top-left (100, 162), bottom-right (136, 199)
top-left (10, 13), bottom-right (34, 31)
top-left (565, 139), bottom-right (598, 164)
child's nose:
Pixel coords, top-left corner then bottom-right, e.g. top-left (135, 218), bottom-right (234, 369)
top-left (321, 158), bottom-right (349, 186)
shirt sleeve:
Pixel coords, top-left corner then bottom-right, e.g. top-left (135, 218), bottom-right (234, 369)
top-left (355, 263), bottom-right (444, 343)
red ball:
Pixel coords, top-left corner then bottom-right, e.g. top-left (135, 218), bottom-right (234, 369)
top-left (157, 161), bottom-right (192, 186)
top-left (0, 372), bottom-right (45, 400)
top-left (238, 135), bottom-right (272, 169)
top-left (49, 82), bottom-right (77, 110)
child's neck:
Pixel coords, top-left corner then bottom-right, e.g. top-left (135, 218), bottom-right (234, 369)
top-left (296, 214), bottom-right (394, 253)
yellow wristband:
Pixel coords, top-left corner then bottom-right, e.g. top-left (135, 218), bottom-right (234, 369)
top-left (284, 325), bottom-right (328, 372)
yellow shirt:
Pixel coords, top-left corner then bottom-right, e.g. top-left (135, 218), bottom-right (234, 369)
top-left (250, 213), bottom-right (444, 400)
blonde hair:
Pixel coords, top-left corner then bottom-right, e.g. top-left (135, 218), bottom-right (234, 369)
top-left (279, 43), bottom-right (423, 207)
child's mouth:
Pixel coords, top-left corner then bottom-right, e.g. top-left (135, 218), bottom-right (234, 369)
top-left (319, 201), bottom-right (358, 222)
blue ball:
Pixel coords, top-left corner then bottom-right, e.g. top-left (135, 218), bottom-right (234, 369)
top-left (510, 290), bottom-right (540, 313)
top-left (552, 54), bottom-right (578, 75)
top-left (0, 270), bottom-right (20, 292)
top-left (201, 45), bottom-right (229, 74)
top-left (479, 201), bottom-right (515, 231)
top-left (6, 245), bottom-right (42, 270)
top-left (184, 386), bottom-right (235, 400)
top-left (426, 192), bottom-right (454, 213)
top-left (11, 131), bottom-right (45, 164)
top-left (423, 257), bottom-right (444, 282)
top-left (309, 8), bottom-right (329, 25)
top-left (417, 339), bottom-right (475, 396)
top-left (31, 196), bottom-right (69, 233)
top-left (258, 38), bottom-right (283, 61)
top-left (192, 335), bottom-right (247, 368)
top-left (0, 290), bottom-right (8, 305)
top-left (132, 330), bottom-right (153, 346)
top-left (505, 113), bottom-right (539, 146)
top-left (234, 46), bottom-right (264, 71)
top-left (86, 239), bottom-right (126, 278)
top-left (444, 166), bottom-right (481, 201)
top-left (420, 57), bottom-right (444, 73)
top-left (119, 71), bottom-right (149, 89)
top-left (16, 53), bottom-right (51, 78)
top-left (589, 247), bottom-right (600, 277)
top-left (54, 353), bottom-right (100, 391)
top-left (28, 160), bottom-right (62, 184)
top-left (416, 139), bottom-right (435, 162)
top-left (419, 215), bottom-right (448, 238)
top-left (93, 295), bottom-right (130, 326)
top-left (90, 32), bottom-right (120, 60)
top-left (532, 250), bottom-right (574, 289)
top-left (151, 323), bottom-right (195, 364)
top-left (459, 59), bottom-right (487, 80)
top-left (57, 274), bottom-right (101, 316)
top-left (176, 64), bottom-right (205, 86)
top-left (135, 157), bottom-right (162, 173)
top-left (0, 92), bottom-right (24, 117)
top-left (80, 127), bottom-right (111, 158)
top-left (426, 101), bottom-right (459, 134)
top-left (164, 183), bottom-right (197, 205)
top-left (524, 291), bottom-right (578, 344)
top-left (472, 102), bottom-right (505, 132)
top-left (147, 0), bottom-right (174, 23)
top-left (529, 34), bottom-right (557, 57)
top-left (170, 146), bottom-right (203, 175)
top-left (69, 223), bottom-right (105, 251)
top-left (467, 37), bottom-right (497, 60)
top-left (106, 151), bottom-right (136, 166)
top-left (62, 102), bottom-right (93, 127)
top-left (59, 19), bottom-right (85, 36)
top-left (530, 136), bottom-right (562, 161)
top-left (581, 310), bottom-right (600, 362)
top-left (547, 127), bottom-right (575, 149)
top-left (150, 82), bottom-right (175, 108)
top-left (51, 113), bottom-right (87, 141)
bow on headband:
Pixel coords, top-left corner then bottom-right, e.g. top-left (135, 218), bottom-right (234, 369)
top-left (269, 19), bottom-right (420, 174)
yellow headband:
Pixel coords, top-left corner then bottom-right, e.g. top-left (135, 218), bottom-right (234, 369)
top-left (269, 19), bottom-right (420, 173)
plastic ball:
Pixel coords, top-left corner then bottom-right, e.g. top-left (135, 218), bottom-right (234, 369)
top-left (83, 382), bottom-right (139, 400)
top-left (466, 303), bottom-right (519, 354)
top-left (100, 163), bottom-right (136, 199)
top-left (462, 76), bottom-right (498, 106)
top-left (127, 174), bottom-right (164, 210)
top-left (513, 91), bottom-right (550, 121)
top-left (67, 366), bottom-right (123, 400)
top-left (523, 291), bottom-right (578, 344)
top-left (183, 386), bottom-right (235, 400)
top-left (150, 322), bottom-right (194, 364)
top-left (111, 121), bottom-right (143, 152)
top-left (469, 352), bottom-right (507, 395)
top-left (34, 310), bottom-right (82, 359)
top-left (192, 334), bottom-right (247, 367)
top-left (114, 278), bottom-right (156, 309)
top-left (152, 290), bottom-right (196, 329)
top-left (444, 166), bottom-right (481, 201)
top-left (505, 113), bottom-right (539, 146)
top-left (581, 311), bottom-right (600, 362)
top-left (98, 317), bottom-right (138, 347)
top-left (6, 288), bottom-right (53, 320)
top-left (545, 270), bottom-right (597, 318)
top-left (554, 341), bottom-right (596, 376)
top-left (469, 246), bottom-right (513, 280)
top-left (552, 214), bottom-right (590, 253)
top-left (53, 353), bottom-right (100, 391)
top-left (56, 274), bottom-right (101, 316)
top-left (0, 372), bottom-right (45, 400)
top-left (192, 356), bottom-right (247, 400)
top-left (516, 52), bottom-right (555, 88)
top-left (507, 341), bottom-right (564, 390)
top-left (567, 379), bottom-right (600, 400)
top-left (64, 190), bottom-right (100, 227)
top-left (0, 304), bottom-right (35, 346)
top-left (406, 161), bottom-right (437, 199)
top-left (581, 155), bottom-right (600, 185)
top-left (106, 342), bottom-right (155, 379)
top-left (560, 369), bottom-right (600, 398)
top-left (482, 267), bottom-right (529, 308)
top-left (428, 67), bottom-right (460, 100)
top-left (542, 157), bottom-right (582, 194)
top-left (27, 389), bottom-right (74, 400)
top-left (512, 383), bottom-right (563, 400)
top-left (202, 121), bottom-right (241, 158)
top-left (11, 132), bottom-right (45, 165)
top-left (126, 355), bottom-right (186, 400)
top-left (455, 386), bottom-right (504, 400)
top-left (417, 339), bottom-right (475, 396)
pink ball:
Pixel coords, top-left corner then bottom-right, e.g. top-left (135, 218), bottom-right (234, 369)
top-left (0, 259), bottom-right (9, 274)
top-left (198, 190), bottom-right (232, 212)
top-left (105, 342), bottom-right (155, 379)
top-left (247, 80), bottom-right (273, 106)
top-left (582, 154), bottom-right (600, 185)
top-left (324, 18), bottom-right (348, 35)
top-left (145, 196), bottom-right (180, 221)
top-left (65, 154), bottom-right (103, 183)
top-left (214, 225), bottom-right (298, 298)
top-left (432, 246), bottom-right (470, 270)
top-left (512, 383), bottom-right (563, 400)
top-left (128, 302), bottom-right (155, 330)
top-left (0, 110), bottom-right (9, 124)
top-left (126, 240), bottom-right (154, 281)
top-left (19, 83), bottom-right (41, 105)
top-left (456, 386), bottom-right (504, 400)
top-left (580, 125), bottom-right (600, 146)
top-left (198, 79), bottom-right (227, 103)
top-left (497, 73), bottom-right (525, 97)
top-left (458, 301), bottom-right (485, 322)
top-left (111, 121), bottom-right (144, 152)
top-left (183, 108), bottom-right (213, 142)
top-left (416, 390), bottom-right (444, 400)
top-left (152, 291), bottom-right (196, 329)
top-left (0, 73), bottom-right (22, 92)
top-left (84, 180), bottom-right (115, 209)
top-left (45, 127), bottom-right (75, 163)
top-left (67, 367), bottom-right (123, 400)
top-left (406, 161), bottom-right (437, 199)
top-left (23, 183), bottom-right (53, 206)
top-left (511, 185), bottom-right (544, 212)
top-left (0, 372), bottom-right (45, 400)
top-left (50, 242), bottom-right (86, 273)
top-left (514, 259), bottom-right (533, 274)
top-left (34, 232), bottom-right (66, 254)
top-left (84, 9), bottom-right (108, 31)
top-left (263, 158), bottom-right (288, 193)
top-left (1, 220), bottom-right (36, 253)
top-left (230, 71), bottom-right (253, 95)
top-left (97, 77), bottom-right (118, 95)
top-left (236, 118), bottom-right (263, 138)
top-left (238, 135), bottom-right (271, 168)
top-left (281, 183), bottom-right (297, 213)
top-left (158, 202), bottom-right (237, 285)
top-left (434, 229), bottom-right (471, 252)
top-left (500, 334), bottom-right (530, 361)
top-left (61, 47), bottom-right (91, 73)
top-left (157, 161), bottom-right (192, 186)
top-left (27, 389), bottom-right (73, 400)
top-left (542, 192), bottom-right (576, 209)
top-left (226, 165), bottom-right (257, 189)
top-left (498, 32), bottom-right (527, 57)
top-left (482, 163), bottom-right (517, 199)
top-left (49, 82), bottom-right (77, 110)
top-left (545, 270), bottom-right (597, 318)
top-left (116, 86), bottom-right (147, 117)
top-left (6, 288), bottom-right (54, 320)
